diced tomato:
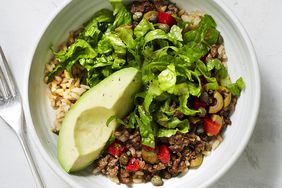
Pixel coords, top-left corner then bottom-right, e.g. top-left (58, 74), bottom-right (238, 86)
top-left (142, 144), bottom-right (155, 151)
top-left (193, 98), bottom-right (207, 110)
top-left (126, 158), bottom-right (140, 172)
top-left (107, 140), bottom-right (126, 158)
top-left (158, 12), bottom-right (176, 27)
top-left (157, 145), bottom-right (170, 164)
top-left (203, 116), bottom-right (222, 136)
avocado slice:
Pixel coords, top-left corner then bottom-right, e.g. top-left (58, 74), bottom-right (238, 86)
top-left (57, 67), bottom-right (141, 172)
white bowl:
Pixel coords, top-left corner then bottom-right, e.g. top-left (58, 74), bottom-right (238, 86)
top-left (24, 0), bottom-right (261, 187)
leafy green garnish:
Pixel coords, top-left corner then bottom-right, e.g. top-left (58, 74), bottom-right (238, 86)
top-left (134, 18), bottom-right (155, 38)
top-left (183, 15), bottom-right (219, 46)
top-left (228, 77), bottom-right (245, 96)
top-left (136, 106), bottom-right (156, 148)
top-left (48, 0), bottom-right (244, 147)
top-left (110, 0), bottom-right (132, 29)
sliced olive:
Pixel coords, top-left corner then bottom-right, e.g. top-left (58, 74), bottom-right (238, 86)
top-left (211, 114), bottom-right (223, 126)
top-left (141, 149), bottom-right (158, 164)
top-left (208, 91), bottom-right (223, 114)
top-left (144, 11), bottom-right (158, 23)
top-left (218, 86), bottom-right (232, 108)
top-left (190, 154), bottom-right (203, 168)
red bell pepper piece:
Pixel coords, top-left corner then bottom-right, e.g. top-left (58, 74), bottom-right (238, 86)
top-left (157, 145), bottom-right (170, 164)
top-left (158, 12), bottom-right (176, 27)
top-left (107, 140), bottom-right (126, 158)
top-left (193, 98), bottom-right (207, 110)
top-left (203, 116), bottom-right (222, 136)
top-left (126, 158), bottom-right (140, 172)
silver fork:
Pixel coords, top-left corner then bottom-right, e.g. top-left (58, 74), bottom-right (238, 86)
top-left (0, 46), bottom-right (45, 188)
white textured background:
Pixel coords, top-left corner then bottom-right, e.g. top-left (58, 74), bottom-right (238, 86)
top-left (0, 0), bottom-right (281, 187)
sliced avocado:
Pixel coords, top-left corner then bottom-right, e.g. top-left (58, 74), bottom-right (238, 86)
top-left (57, 67), bottom-right (141, 172)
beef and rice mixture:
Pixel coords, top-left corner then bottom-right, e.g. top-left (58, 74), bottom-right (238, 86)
top-left (45, 0), bottom-right (240, 186)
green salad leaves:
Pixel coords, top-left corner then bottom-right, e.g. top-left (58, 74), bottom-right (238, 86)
top-left (48, 0), bottom-right (245, 148)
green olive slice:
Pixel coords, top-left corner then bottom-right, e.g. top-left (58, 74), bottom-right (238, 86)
top-left (208, 91), bottom-right (223, 114)
top-left (190, 154), bottom-right (203, 168)
top-left (218, 86), bottom-right (231, 108)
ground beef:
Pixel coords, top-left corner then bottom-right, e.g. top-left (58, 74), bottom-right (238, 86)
top-left (130, 0), bottom-right (155, 13)
top-left (93, 126), bottom-right (213, 184)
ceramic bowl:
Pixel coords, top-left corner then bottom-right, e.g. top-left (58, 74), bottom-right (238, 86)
top-left (25, 0), bottom-right (261, 187)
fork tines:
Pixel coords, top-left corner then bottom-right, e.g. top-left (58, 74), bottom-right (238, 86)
top-left (0, 46), bottom-right (17, 100)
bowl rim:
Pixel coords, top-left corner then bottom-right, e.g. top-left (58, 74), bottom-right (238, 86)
top-left (23, 0), bottom-right (261, 187)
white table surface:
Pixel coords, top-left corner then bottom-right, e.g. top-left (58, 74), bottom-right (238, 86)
top-left (0, 0), bottom-right (282, 187)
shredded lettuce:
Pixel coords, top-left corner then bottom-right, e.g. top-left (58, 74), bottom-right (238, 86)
top-left (134, 18), bottom-right (155, 38)
top-left (228, 77), bottom-right (245, 96)
top-left (48, 1), bottom-right (244, 147)
top-left (136, 106), bottom-right (156, 148)
top-left (158, 64), bottom-right (177, 93)
top-left (110, 0), bottom-right (132, 29)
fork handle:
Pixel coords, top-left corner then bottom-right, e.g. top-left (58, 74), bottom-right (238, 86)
top-left (18, 130), bottom-right (45, 188)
